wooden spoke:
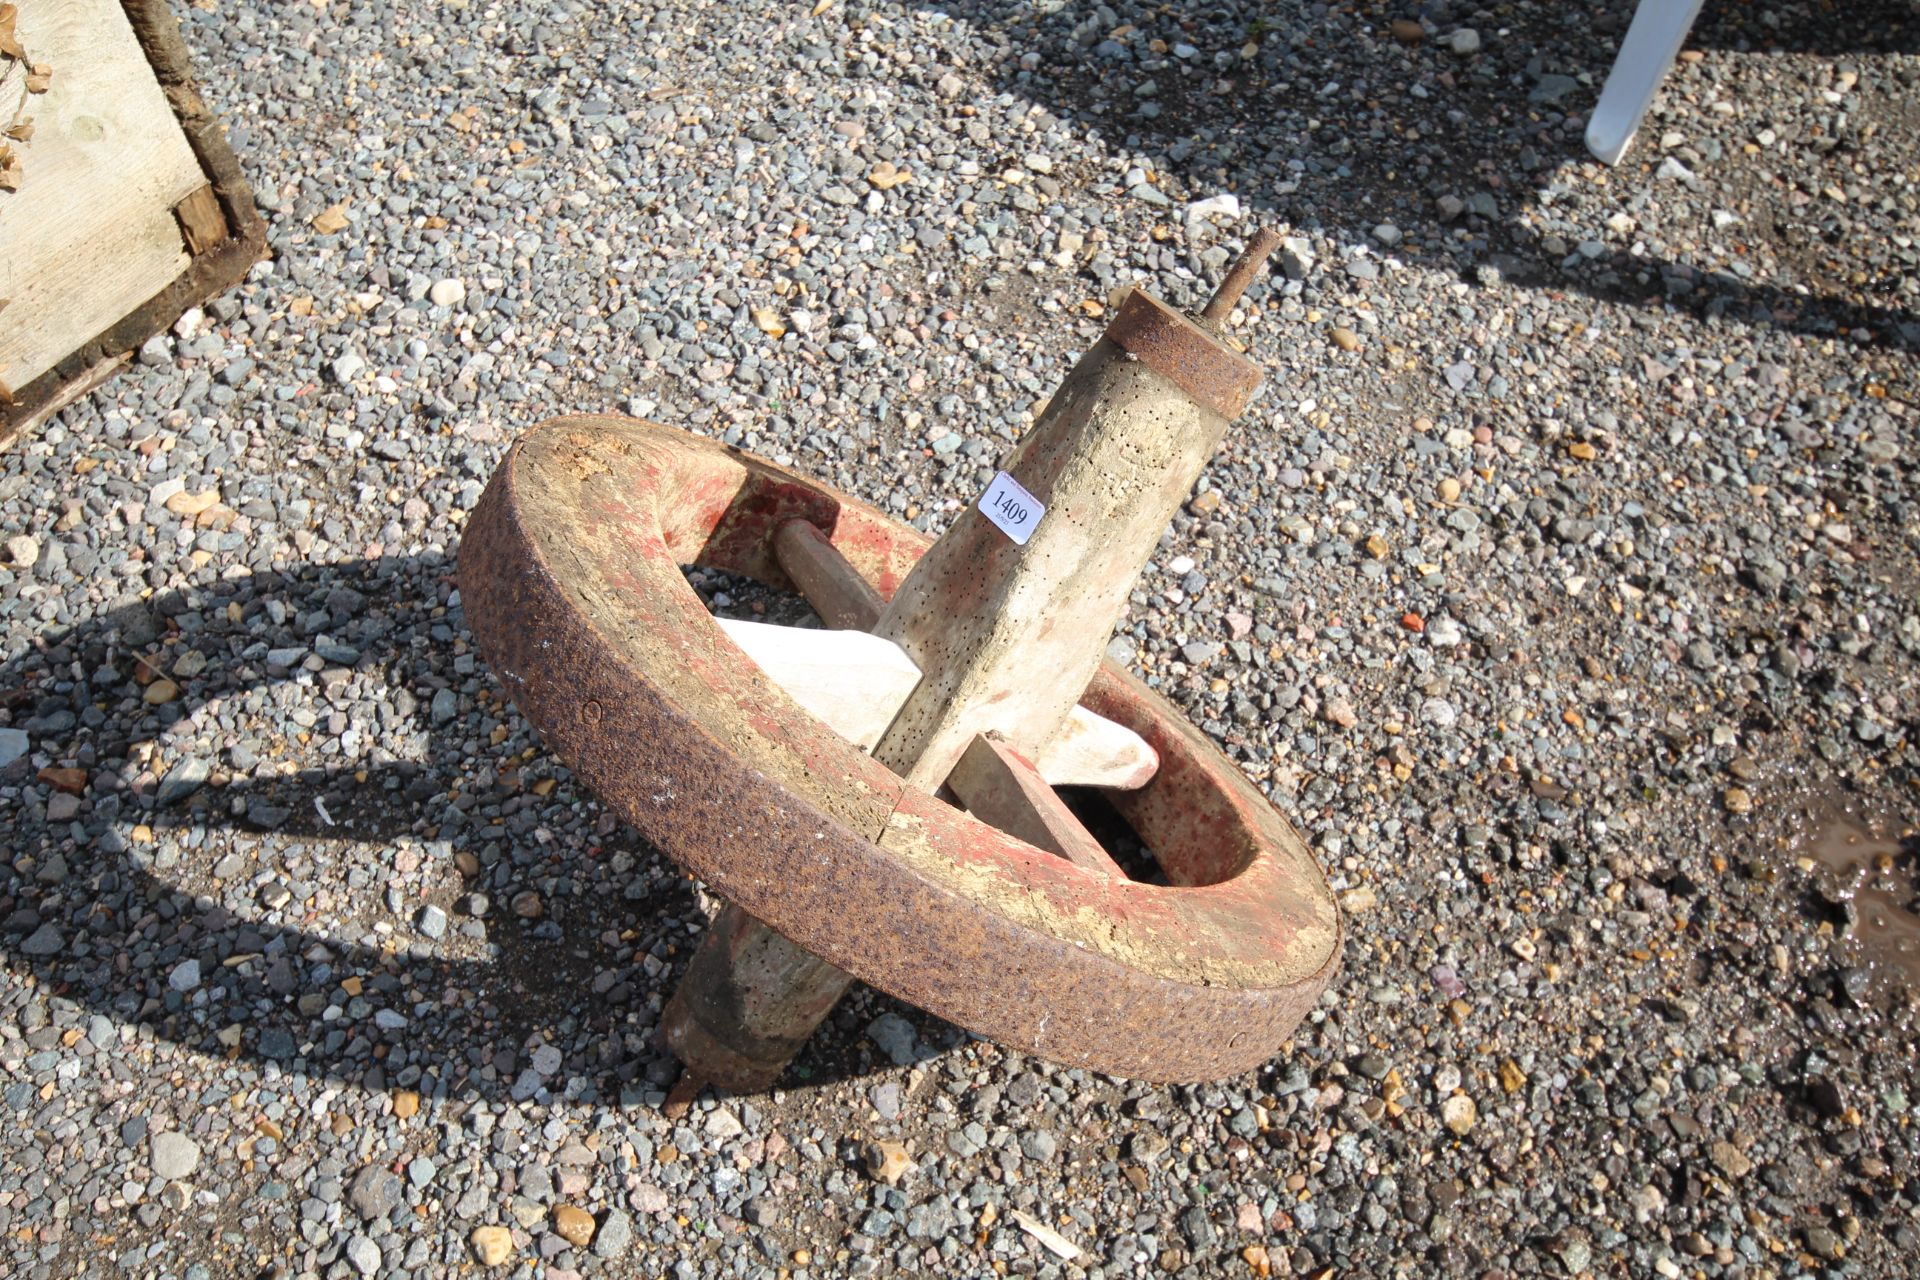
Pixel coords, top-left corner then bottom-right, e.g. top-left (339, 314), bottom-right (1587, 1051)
top-left (945, 734), bottom-right (1125, 878)
top-left (773, 518), bottom-right (884, 629)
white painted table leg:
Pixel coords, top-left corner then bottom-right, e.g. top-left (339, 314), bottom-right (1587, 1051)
top-left (1586, 0), bottom-right (1709, 164)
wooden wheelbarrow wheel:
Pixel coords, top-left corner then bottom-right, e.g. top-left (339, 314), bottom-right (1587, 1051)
top-left (458, 417), bottom-right (1341, 1082)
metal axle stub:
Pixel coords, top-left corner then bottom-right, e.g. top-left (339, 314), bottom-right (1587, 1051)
top-left (459, 416), bottom-right (1342, 1083)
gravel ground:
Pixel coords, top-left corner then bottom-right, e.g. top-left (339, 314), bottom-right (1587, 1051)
top-left (2, 1), bottom-right (1917, 1278)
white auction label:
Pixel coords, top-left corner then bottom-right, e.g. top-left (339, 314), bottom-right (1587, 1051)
top-left (978, 470), bottom-right (1044, 545)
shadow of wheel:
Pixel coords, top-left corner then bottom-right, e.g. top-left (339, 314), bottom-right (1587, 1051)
top-left (0, 552), bottom-right (913, 1104)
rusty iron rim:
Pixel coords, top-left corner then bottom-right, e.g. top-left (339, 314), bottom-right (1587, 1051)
top-left (458, 416), bottom-right (1341, 1082)
top-left (1106, 288), bottom-right (1264, 420)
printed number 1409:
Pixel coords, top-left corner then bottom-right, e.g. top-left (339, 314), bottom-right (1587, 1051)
top-left (978, 471), bottom-right (1044, 546)
top-left (991, 490), bottom-right (1030, 525)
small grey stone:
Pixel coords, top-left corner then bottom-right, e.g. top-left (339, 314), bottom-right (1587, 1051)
top-left (168, 959), bottom-right (201, 992)
top-left (520, 1163), bottom-right (554, 1203)
top-left (345, 1235), bottom-right (381, 1277)
top-left (150, 1131), bottom-right (201, 1180)
top-left (1657, 156), bottom-right (1697, 184)
top-left (349, 1164), bottom-right (403, 1220)
top-left (593, 1208), bottom-right (633, 1258)
top-left (0, 727), bottom-right (26, 770)
top-left (1529, 74), bottom-right (1579, 105)
top-left (20, 922), bottom-right (63, 956)
top-left (1448, 28), bottom-right (1481, 54)
top-left (1179, 1204), bottom-right (1218, 1249)
top-left (416, 904), bottom-right (449, 939)
top-left (1278, 236), bottom-right (1314, 281)
top-left (867, 1012), bottom-right (921, 1066)
top-left (1129, 1131), bottom-right (1169, 1164)
top-left (330, 352), bottom-right (367, 383)
top-left (156, 756), bottom-right (212, 807)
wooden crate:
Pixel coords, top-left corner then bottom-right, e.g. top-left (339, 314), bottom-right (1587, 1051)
top-left (0, 0), bottom-right (264, 448)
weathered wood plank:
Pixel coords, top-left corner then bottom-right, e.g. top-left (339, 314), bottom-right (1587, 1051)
top-left (171, 182), bottom-right (224, 254)
top-left (0, 0), bottom-right (206, 393)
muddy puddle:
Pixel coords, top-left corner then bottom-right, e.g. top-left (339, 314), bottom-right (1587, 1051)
top-left (1764, 791), bottom-right (1920, 1000)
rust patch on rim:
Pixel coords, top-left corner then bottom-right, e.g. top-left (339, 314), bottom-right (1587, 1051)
top-left (1106, 288), bottom-right (1264, 419)
top-left (458, 416), bottom-right (1340, 1082)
